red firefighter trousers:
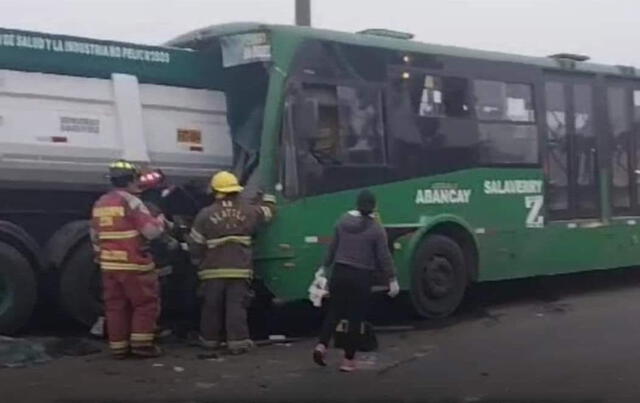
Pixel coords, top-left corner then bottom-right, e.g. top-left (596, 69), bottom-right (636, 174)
top-left (102, 271), bottom-right (160, 353)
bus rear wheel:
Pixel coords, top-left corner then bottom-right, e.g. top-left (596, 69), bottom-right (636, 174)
top-left (410, 234), bottom-right (467, 318)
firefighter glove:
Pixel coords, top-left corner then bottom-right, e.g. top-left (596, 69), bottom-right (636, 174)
top-left (388, 278), bottom-right (400, 298)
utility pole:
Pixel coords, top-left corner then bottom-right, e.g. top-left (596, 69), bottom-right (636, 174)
top-left (295, 0), bottom-right (311, 26)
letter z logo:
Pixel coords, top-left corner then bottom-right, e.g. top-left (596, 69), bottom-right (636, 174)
top-left (525, 195), bottom-right (544, 228)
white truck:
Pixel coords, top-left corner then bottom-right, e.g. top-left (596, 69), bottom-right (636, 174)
top-left (0, 27), bottom-right (236, 333)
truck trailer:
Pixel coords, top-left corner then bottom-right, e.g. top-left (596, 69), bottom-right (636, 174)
top-left (0, 27), bottom-right (235, 333)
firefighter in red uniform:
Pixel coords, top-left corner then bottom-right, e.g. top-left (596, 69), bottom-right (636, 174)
top-left (91, 160), bottom-right (166, 358)
top-left (188, 171), bottom-right (276, 355)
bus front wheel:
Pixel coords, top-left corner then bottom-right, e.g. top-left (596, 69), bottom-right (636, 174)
top-left (410, 234), bottom-right (468, 318)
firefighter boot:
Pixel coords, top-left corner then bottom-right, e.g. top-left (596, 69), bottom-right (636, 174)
top-left (131, 344), bottom-right (163, 358)
top-left (198, 336), bottom-right (222, 351)
top-left (228, 339), bottom-right (255, 355)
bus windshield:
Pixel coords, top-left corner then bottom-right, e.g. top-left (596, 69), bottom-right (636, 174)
top-left (219, 33), bottom-right (271, 186)
top-left (169, 31), bottom-right (272, 187)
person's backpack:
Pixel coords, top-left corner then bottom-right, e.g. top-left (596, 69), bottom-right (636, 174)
top-left (333, 320), bottom-right (378, 352)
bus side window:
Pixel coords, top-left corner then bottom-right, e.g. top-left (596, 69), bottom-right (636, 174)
top-left (336, 86), bottom-right (386, 165)
top-left (386, 70), bottom-right (477, 180)
top-left (298, 85), bottom-right (342, 166)
top-left (474, 80), bottom-right (538, 165)
top-left (297, 83), bottom-right (386, 167)
top-left (413, 74), bottom-right (471, 118)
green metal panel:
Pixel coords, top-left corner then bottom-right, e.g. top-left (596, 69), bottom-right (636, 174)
top-left (253, 167), bottom-right (640, 301)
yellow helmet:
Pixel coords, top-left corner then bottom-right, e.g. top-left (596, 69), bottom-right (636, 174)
top-left (211, 171), bottom-right (243, 193)
top-left (108, 159), bottom-right (139, 180)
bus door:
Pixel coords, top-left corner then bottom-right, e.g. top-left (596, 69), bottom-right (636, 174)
top-left (606, 80), bottom-right (640, 216)
top-left (543, 75), bottom-right (599, 220)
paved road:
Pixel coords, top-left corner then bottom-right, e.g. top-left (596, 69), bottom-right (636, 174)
top-left (4, 267), bottom-right (640, 402)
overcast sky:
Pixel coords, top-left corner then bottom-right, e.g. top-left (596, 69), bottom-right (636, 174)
top-left (1, 0), bottom-right (638, 67)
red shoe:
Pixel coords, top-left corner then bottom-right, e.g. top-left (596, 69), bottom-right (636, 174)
top-left (313, 344), bottom-right (327, 367)
top-left (339, 358), bottom-right (356, 372)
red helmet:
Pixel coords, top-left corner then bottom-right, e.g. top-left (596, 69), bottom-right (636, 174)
top-left (139, 169), bottom-right (165, 191)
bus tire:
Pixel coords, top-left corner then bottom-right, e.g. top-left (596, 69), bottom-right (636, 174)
top-left (0, 242), bottom-right (37, 335)
top-left (59, 240), bottom-right (103, 326)
top-left (410, 234), bottom-right (467, 318)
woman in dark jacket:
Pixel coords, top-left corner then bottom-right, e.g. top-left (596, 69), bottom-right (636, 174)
top-left (313, 190), bottom-right (399, 372)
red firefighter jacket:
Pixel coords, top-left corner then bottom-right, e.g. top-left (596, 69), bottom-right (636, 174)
top-left (90, 189), bottom-right (164, 272)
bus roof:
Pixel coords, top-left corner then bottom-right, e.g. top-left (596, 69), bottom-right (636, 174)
top-left (168, 22), bottom-right (638, 79)
top-left (0, 27), bottom-right (223, 89)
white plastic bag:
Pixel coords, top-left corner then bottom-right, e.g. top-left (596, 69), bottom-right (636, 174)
top-left (308, 267), bottom-right (329, 308)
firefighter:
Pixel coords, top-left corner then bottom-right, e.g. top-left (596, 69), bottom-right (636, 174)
top-left (138, 169), bottom-right (178, 336)
top-left (138, 168), bottom-right (176, 275)
top-left (90, 160), bottom-right (167, 359)
top-left (139, 169), bottom-right (167, 215)
top-left (188, 171), bottom-right (276, 355)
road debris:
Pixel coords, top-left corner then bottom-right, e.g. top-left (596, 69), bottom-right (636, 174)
top-left (0, 336), bottom-right (51, 368)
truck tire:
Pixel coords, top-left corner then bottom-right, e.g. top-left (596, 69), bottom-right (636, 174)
top-left (44, 220), bottom-right (90, 271)
top-left (0, 220), bottom-right (44, 273)
top-left (410, 234), bottom-right (467, 318)
top-left (59, 240), bottom-right (103, 326)
top-left (0, 242), bottom-right (37, 335)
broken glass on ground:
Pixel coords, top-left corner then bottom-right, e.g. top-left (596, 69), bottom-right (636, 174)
top-left (0, 336), bottom-right (51, 368)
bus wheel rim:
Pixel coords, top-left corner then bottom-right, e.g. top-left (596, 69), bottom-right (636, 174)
top-left (422, 256), bottom-right (454, 298)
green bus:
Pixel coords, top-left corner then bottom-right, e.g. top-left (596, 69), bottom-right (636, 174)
top-left (170, 22), bottom-right (640, 318)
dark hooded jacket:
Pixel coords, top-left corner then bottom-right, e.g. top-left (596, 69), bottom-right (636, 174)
top-left (323, 211), bottom-right (396, 280)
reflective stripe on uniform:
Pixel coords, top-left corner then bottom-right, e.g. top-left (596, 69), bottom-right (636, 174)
top-left (98, 230), bottom-right (140, 240)
top-left (101, 261), bottom-right (155, 272)
top-left (100, 250), bottom-right (128, 262)
top-left (262, 194), bottom-right (276, 203)
top-left (130, 333), bottom-right (154, 347)
top-left (130, 333), bottom-right (154, 342)
top-left (189, 229), bottom-right (206, 244)
top-left (198, 268), bottom-right (253, 280)
top-left (93, 206), bottom-right (125, 218)
top-left (109, 340), bottom-right (129, 350)
top-left (206, 235), bottom-right (252, 249)
top-left (260, 206), bottom-right (273, 221)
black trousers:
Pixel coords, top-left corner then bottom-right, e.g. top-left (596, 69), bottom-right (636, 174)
top-left (318, 264), bottom-right (372, 360)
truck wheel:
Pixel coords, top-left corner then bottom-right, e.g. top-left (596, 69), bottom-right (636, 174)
top-left (410, 235), bottom-right (467, 318)
top-left (59, 240), bottom-right (103, 326)
top-left (0, 242), bottom-right (37, 334)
